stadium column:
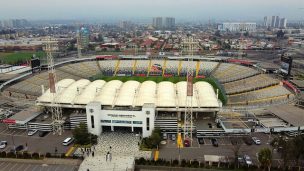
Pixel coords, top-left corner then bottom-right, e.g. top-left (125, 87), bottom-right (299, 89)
top-left (196, 61), bottom-right (200, 77)
top-left (177, 111), bottom-right (181, 121)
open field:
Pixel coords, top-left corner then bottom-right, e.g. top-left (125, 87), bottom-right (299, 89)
top-left (0, 51), bottom-right (46, 65)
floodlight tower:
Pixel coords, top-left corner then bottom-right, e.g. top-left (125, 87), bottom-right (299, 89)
top-left (45, 37), bottom-right (64, 135)
top-left (182, 36), bottom-right (199, 146)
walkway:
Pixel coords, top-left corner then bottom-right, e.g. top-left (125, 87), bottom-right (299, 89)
top-left (78, 132), bottom-right (152, 171)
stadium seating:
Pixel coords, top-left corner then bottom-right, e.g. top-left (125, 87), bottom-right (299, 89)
top-left (99, 60), bottom-right (117, 76)
top-left (212, 63), bottom-right (259, 83)
top-left (165, 60), bottom-right (180, 76)
top-left (227, 85), bottom-right (294, 106)
top-left (134, 60), bottom-right (149, 75)
top-left (2, 58), bottom-right (296, 109)
top-left (116, 60), bottom-right (133, 75)
top-left (223, 74), bottom-right (280, 95)
top-left (197, 61), bottom-right (218, 76)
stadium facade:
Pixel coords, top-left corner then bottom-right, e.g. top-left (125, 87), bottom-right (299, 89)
top-left (36, 79), bottom-right (221, 137)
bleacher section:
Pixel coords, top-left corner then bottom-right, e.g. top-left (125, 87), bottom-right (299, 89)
top-left (2, 58), bottom-right (296, 108)
top-left (223, 74), bottom-right (280, 95)
top-left (99, 60), bottom-right (117, 76)
top-left (197, 61), bottom-right (218, 76)
top-left (227, 85), bottom-right (294, 106)
top-left (212, 63), bottom-right (259, 83)
top-left (116, 60), bottom-right (133, 76)
top-left (165, 60), bottom-right (180, 76)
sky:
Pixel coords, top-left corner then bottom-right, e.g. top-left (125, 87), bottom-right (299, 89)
top-left (0, 0), bottom-right (303, 21)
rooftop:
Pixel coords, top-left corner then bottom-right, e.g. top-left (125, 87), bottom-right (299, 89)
top-left (37, 79), bottom-right (220, 109)
top-left (266, 104), bottom-right (304, 127)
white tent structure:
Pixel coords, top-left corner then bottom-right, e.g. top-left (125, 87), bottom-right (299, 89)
top-left (37, 79), bottom-right (221, 109)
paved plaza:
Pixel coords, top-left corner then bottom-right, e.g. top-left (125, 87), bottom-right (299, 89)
top-left (78, 132), bottom-right (152, 171)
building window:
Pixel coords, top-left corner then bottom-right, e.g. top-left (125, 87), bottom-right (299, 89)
top-left (146, 111), bottom-right (150, 115)
top-left (146, 117), bottom-right (150, 131)
top-left (101, 120), bottom-right (111, 123)
top-left (133, 121), bottom-right (143, 124)
top-left (112, 120), bottom-right (131, 124)
top-left (89, 109), bottom-right (94, 113)
top-left (91, 115), bottom-right (95, 128)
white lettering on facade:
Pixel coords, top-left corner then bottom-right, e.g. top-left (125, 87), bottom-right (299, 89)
top-left (107, 114), bottom-right (136, 118)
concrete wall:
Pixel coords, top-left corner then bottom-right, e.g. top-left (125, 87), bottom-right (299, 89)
top-left (86, 102), bottom-right (155, 137)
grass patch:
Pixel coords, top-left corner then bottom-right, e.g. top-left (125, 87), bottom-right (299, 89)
top-left (0, 51), bottom-right (46, 65)
top-left (90, 75), bottom-right (227, 105)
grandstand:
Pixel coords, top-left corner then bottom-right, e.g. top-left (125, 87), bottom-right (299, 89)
top-left (223, 74), bottom-right (280, 95)
top-left (36, 79), bottom-right (220, 109)
top-left (1, 58), bottom-right (295, 108)
top-left (212, 63), bottom-right (259, 83)
top-left (0, 56), bottom-right (300, 137)
top-left (227, 85), bottom-right (294, 106)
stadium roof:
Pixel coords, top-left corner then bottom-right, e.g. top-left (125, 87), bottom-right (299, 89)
top-left (37, 79), bottom-right (220, 108)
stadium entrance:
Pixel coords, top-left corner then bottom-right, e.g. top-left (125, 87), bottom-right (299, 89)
top-left (101, 126), bottom-right (143, 134)
top-left (113, 126), bottom-right (132, 132)
top-left (101, 126), bottom-right (111, 132)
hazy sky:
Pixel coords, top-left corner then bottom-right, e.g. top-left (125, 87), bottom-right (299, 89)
top-left (0, 0), bottom-right (303, 21)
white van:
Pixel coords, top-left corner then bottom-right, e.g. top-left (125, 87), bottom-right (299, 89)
top-left (62, 137), bottom-right (74, 146)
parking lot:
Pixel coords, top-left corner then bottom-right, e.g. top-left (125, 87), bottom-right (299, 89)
top-left (0, 161), bottom-right (78, 171)
top-left (0, 124), bottom-right (74, 154)
top-left (159, 133), bottom-right (281, 166)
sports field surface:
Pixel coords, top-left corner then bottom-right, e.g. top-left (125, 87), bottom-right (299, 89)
top-left (0, 51), bottom-right (45, 65)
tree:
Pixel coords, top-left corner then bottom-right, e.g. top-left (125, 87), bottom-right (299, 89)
top-left (229, 137), bottom-right (242, 168)
top-left (258, 148), bottom-right (272, 171)
top-left (214, 30), bottom-right (221, 37)
top-left (244, 31), bottom-right (249, 37)
top-left (150, 128), bottom-right (161, 148)
top-left (290, 135), bottom-right (304, 170)
top-left (277, 30), bottom-right (285, 38)
top-left (270, 136), bottom-right (290, 169)
top-left (72, 122), bottom-right (90, 145)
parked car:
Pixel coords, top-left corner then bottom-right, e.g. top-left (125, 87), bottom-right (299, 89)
top-left (27, 129), bottom-right (38, 136)
top-left (211, 138), bottom-right (218, 147)
top-left (252, 137), bottom-right (261, 145)
top-left (238, 156), bottom-right (245, 165)
top-left (38, 131), bottom-right (49, 137)
top-left (172, 134), bottom-right (176, 141)
top-left (0, 141), bottom-right (7, 149)
top-left (15, 145), bottom-right (24, 152)
top-left (243, 155), bottom-right (253, 165)
top-left (62, 137), bottom-right (74, 146)
top-left (243, 136), bottom-right (253, 145)
top-left (162, 133), bottom-right (167, 140)
top-left (198, 138), bottom-right (205, 144)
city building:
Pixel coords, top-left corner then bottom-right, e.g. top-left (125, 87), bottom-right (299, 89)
top-left (0, 19), bottom-right (29, 28)
top-left (119, 21), bottom-right (132, 29)
top-left (152, 17), bottom-right (163, 29)
top-left (164, 17), bottom-right (175, 29)
top-left (264, 16), bottom-right (287, 28)
top-left (263, 16), bottom-right (272, 27)
top-left (217, 22), bottom-right (257, 32)
top-left (152, 17), bottom-right (175, 29)
top-left (279, 18), bottom-right (287, 28)
top-left (78, 27), bottom-right (90, 49)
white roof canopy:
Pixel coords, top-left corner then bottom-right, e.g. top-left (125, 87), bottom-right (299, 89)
top-left (37, 79), bottom-right (220, 108)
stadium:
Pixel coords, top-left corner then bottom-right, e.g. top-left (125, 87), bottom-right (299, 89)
top-left (0, 55), bottom-right (300, 138)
